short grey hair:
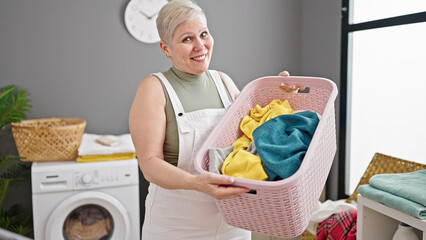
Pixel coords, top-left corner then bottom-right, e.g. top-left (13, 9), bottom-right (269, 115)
top-left (156, 0), bottom-right (206, 46)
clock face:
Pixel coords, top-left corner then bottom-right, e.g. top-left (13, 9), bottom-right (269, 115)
top-left (124, 0), bottom-right (168, 43)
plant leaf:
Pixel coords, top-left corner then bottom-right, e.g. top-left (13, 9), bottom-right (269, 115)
top-left (0, 85), bottom-right (31, 131)
top-left (0, 85), bottom-right (15, 101)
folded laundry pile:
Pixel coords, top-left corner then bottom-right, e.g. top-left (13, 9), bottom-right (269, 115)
top-left (77, 133), bottom-right (136, 162)
top-left (358, 169), bottom-right (426, 219)
top-left (210, 99), bottom-right (319, 181)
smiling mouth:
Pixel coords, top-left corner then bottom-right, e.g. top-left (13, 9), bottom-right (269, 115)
top-left (192, 55), bottom-right (207, 61)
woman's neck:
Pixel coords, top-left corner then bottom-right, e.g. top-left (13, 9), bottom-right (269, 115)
top-left (171, 66), bottom-right (206, 84)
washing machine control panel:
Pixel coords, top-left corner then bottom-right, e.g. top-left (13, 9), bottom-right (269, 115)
top-left (74, 166), bottom-right (138, 189)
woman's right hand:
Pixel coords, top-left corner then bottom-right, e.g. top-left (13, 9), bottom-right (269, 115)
top-left (192, 173), bottom-right (250, 200)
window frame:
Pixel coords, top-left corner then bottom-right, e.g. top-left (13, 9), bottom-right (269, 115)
top-left (338, 0), bottom-right (426, 199)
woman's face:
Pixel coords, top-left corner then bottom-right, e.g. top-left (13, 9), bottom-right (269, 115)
top-left (163, 16), bottom-right (214, 75)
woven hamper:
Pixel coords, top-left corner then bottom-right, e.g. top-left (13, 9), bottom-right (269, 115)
top-left (194, 76), bottom-right (338, 238)
top-left (11, 118), bottom-right (86, 162)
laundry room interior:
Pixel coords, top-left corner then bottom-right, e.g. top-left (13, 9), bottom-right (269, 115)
top-left (1, 0), bottom-right (425, 240)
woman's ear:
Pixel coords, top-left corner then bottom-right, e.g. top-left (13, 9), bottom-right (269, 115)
top-left (160, 41), bottom-right (171, 58)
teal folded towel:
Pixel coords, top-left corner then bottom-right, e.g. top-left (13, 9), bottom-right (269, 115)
top-left (369, 170), bottom-right (426, 206)
top-left (252, 111), bottom-right (319, 181)
top-left (358, 184), bottom-right (426, 219)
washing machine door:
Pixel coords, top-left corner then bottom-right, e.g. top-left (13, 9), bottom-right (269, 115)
top-left (45, 191), bottom-right (131, 240)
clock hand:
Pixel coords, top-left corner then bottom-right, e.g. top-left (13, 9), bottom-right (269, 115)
top-left (148, 12), bottom-right (159, 19)
top-left (139, 10), bottom-right (153, 20)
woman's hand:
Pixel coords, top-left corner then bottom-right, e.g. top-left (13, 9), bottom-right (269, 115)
top-left (192, 173), bottom-right (250, 200)
top-left (278, 71), bottom-right (290, 77)
top-left (278, 70), bottom-right (305, 92)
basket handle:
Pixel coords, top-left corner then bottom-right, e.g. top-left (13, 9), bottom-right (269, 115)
top-left (232, 176), bottom-right (280, 190)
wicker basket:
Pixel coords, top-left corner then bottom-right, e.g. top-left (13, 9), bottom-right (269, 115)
top-left (11, 118), bottom-right (86, 162)
top-left (347, 152), bottom-right (426, 203)
top-left (194, 76), bottom-right (338, 238)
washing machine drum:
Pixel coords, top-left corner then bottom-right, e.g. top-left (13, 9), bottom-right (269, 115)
top-left (45, 191), bottom-right (131, 240)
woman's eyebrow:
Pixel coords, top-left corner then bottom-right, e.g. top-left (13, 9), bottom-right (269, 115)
top-left (178, 27), bottom-right (207, 39)
top-left (178, 32), bottom-right (193, 39)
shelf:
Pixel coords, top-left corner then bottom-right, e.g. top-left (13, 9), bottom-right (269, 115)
top-left (358, 194), bottom-right (426, 240)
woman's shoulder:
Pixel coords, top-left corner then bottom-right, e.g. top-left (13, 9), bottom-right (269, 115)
top-left (215, 71), bottom-right (240, 100)
top-left (135, 74), bottom-right (165, 99)
top-left (139, 74), bottom-right (161, 87)
top-left (216, 71), bottom-right (231, 81)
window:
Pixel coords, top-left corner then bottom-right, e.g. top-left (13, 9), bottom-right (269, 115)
top-left (352, 0), bottom-right (426, 23)
top-left (339, 1), bottom-right (426, 197)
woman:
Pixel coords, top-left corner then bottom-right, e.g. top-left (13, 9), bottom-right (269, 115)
top-left (129, 0), bottom-right (293, 239)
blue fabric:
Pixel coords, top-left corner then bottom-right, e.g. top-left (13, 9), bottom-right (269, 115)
top-left (252, 111), bottom-right (319, 181)
top-left (369, 170), bottom-right (426, 206)
top-left (358, 184), bottom-right (426, 219)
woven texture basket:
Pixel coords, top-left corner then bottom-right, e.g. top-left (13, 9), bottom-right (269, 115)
top-left (11, 118), bottom-right (86, 162)
top-left (194, 76), bottom-right (338, 238)
top-left (347, 152), bottom-right (426, 203)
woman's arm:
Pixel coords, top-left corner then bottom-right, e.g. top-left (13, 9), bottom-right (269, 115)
top-left (129, 76), bottom-right (249, 199)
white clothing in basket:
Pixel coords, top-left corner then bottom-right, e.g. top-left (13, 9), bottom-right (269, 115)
top-left (141, 71), bottom-right (251, 240)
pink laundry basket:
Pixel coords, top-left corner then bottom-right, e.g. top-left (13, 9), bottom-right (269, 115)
top-left (194, 76), bottom-right (338, 238)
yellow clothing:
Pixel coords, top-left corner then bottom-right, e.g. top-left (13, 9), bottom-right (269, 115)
top-left (76, 153), bottom-right (137, 163)
top-left (221, 149), bottom-right (266, 180)
top-left (221, 99), bottom-right (294, 180)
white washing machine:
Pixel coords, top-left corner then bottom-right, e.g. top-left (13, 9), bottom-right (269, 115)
top-left (31, 159), bottom-right (140, 240)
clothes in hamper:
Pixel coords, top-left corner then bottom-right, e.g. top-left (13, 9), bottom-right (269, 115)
top-left (242, 99), bottom-right (294, 140)
top-left (316, 209), bottom-right (357, 240)
top-left (253, 111), bottom-right (319, 181)
top-left (369, 170), bottom-right (426, 206)
top-left (209, 142), bottom-right (258, 175)
top-left (209, 145), bottom-right (234, 174)
top-left (358, 184), bottom-right (426, 219)
top-left (221, 99), bottom-right (293, 180)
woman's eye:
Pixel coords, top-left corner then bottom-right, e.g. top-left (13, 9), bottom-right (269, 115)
top-left (183, 36), bottom-right (191, 42)
top-left (201, 32), bottom-right (208, 38)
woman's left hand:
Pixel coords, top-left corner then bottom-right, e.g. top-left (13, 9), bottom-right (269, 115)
top-left (278, 70), bottom-right (305, 92)
top-left (278, 71), bottom-right (290, 77)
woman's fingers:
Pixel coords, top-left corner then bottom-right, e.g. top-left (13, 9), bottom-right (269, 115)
top-left (279, 83), bottom-right (305, 92)
top-left (195, 173), bottom-right (250, 200)
top-left (278, 71), bottom-right (290, 77)
top-left (278, 71), bottom-right (305, 92)
top-left (206, 173), bottom-right (235, 185)
top-left (279, 83), bottom-right (298, 92)
top-left (214, 185), bottom-right (250, 200)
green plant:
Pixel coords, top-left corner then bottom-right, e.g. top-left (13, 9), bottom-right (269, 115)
top-left (0, 85), bottom-right (30, 131)
top-left (0, 164), bottom-right (32, 237)
top-left (0, 85), bottom-right (32, 237)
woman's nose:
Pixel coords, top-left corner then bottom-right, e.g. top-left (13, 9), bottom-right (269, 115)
top-left (193, 37), bottom-right (205, 51)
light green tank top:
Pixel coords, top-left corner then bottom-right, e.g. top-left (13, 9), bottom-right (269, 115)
top-left (157, 67), bottom-right (232, 166)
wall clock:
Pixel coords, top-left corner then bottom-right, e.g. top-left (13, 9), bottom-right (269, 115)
top-left (124, 0), bottom-right (168, 44)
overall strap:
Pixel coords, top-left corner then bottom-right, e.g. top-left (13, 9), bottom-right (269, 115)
top-left (209, 70), bottom-right (232, 108)
top-left (152, 72), bottom-right (185, 117)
